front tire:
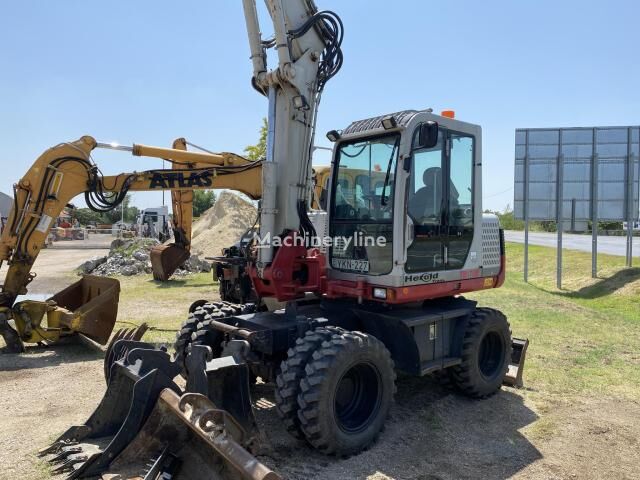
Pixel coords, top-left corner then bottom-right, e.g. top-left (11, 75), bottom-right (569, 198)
top-left (450, 308), bottom-right (511, 398)
top-left (297, 331), bottom-right (395, 456)
top-left (275, 326), bottom-right (344, 439)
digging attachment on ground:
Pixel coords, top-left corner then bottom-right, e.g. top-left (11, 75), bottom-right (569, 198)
top-left (39, 276), bottom-right (120, 345)
top-left (150, 244), bottom-right (190, 281)
top-left (104, 324), bottom-right (150, 383)
top-left (101, 390), bottom-right (280, 480)
top-left (504, 337), bottom-right (529, 388)
top-left (40, 344), bottom-right (181, 479)
top-left (186, 343), bottom-right (262, 450)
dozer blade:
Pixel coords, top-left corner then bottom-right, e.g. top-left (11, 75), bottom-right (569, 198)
top-left (503, 337), bottom-right (529, 388)
top-left (186, 343), bottom-right (262, 450)
top-left (40, 344), bottom-right (181, 479)
top-left (150, 244), bottom-right (190, 281)
top-left (50, 275), bottom-right (121, 345)
top-left (101, 390), bottom-right (281, 480)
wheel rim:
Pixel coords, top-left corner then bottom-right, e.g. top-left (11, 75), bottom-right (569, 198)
top-left (334, 362), bottom-right (382, 434)
top-left (478, 331), bottom-right (505, 380)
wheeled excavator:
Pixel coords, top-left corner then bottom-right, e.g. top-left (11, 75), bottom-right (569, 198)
top-left (35, 0), bottom-right (532, 478)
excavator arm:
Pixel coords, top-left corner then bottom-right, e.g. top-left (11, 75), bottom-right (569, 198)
top-left (0, 135), bottom-right (262, 352)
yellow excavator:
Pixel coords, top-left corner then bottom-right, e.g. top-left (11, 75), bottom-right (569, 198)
top-left (0, 136), bottom-right (262, 353)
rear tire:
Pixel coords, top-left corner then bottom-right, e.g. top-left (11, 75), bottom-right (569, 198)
top-left (175, 301), bottom-right (251, 377)
top-left (190, 301), bottom-right (255, 359)
top-left (297, 330), bottom-right (395, 456)
top-left (174, 307), bottom-right (209, 375)
top-left (450, 308), bottom-right (511, 398)
top-left (275, 326), bottom-right (344, 439)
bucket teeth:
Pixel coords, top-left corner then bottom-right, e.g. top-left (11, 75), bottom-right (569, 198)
top-left (38, 440), bottom-right (78, 457)
top-left (50, 454), bottom-right (88, 474)
top-left (49, 446), bottom-right (82, 463)
top-left (40, 345), bottom-right (181, 479)
top-left (41, 342), bottom-right (280, 479)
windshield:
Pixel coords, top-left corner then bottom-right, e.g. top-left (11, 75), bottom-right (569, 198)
top-left (329, 134), bottom-right (399, 275)
top-left (331, 134), bottom-right (399, 222)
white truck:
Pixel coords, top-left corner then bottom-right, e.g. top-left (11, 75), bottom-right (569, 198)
top-left (136, 206), bottom-right (170, 240)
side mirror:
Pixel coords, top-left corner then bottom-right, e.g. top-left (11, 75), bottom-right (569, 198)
top-left (418, 121), bottom-right (439, 149)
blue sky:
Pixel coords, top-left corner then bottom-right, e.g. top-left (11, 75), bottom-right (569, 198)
top-left (1, 0), bottom-right (639, 212)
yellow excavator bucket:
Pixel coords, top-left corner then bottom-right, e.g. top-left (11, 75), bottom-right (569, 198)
top-left (49, 275), bottom-right (121, 345)
top-left (150, 244), bottom-right (191, 281)
top-left (13, 276), bottom-right (120, 345)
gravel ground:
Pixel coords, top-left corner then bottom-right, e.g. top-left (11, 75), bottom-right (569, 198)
top-left (1, 353), bottom-right (638, 480)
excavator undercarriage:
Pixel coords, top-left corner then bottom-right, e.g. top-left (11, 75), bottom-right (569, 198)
top-left (40, 295), bottom-right (528, 478)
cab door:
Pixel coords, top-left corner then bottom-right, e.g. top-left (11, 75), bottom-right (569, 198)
top-left (405, 126), bottom-right (475, 273)
top-left (445, 132), bottom-right (474, 270)
top-left (406, 130), bottom-right (445, 272)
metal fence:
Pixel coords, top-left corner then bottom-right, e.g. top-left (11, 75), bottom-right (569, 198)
top-left (514, 126), bottom-right (640, 287)
top-left (48, 230), bottom-right (127, 250)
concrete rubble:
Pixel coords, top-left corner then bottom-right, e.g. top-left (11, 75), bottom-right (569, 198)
top-left (78, 238), bottom-right (211, 277)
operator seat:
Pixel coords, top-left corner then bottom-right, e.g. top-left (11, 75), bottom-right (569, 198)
top-left (409, 167), bottom-right (442, 222)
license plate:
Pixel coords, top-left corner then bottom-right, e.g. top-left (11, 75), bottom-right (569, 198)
top-left (331, 258), bottom-right (370, 272)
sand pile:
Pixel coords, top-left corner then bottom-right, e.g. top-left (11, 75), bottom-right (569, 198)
top-left (191, 191), bottom-right (257, 258)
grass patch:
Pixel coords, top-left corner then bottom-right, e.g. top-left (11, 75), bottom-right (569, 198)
top-left (114, 272), bottom-right (217, 344)
top-left (468, 243), bottom-right (640, 399)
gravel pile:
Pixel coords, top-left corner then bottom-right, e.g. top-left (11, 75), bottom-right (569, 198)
top-left (78, 238), bottom-right (211, 277)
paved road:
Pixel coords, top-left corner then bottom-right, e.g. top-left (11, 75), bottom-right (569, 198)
top-left (0, 247), bottom-right (109, 294)
top-left (505, 230), bottom-right (640, 258)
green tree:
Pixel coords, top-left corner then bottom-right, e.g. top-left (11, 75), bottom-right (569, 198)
top-left (73, 208), bottom-right (104, 226)
top-left (98, 194), bottom-right (140, 224)
top-left (494, 204), bottom-right (524, 231)
top-left (244, 118), bottom-right (268, 161)
top-left (74, 194), bottom-right (139, 225)
top-left (123, 197), bottom-right (139, 223)
top-left (193, 190), bottom-right (216, 217)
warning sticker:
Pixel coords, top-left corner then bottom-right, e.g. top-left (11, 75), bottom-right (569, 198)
top-left (35, 214), bottom-right (53, 233)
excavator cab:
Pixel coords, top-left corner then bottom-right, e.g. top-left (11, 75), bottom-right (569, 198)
top-left (326, 110), bottom-right (492, 293)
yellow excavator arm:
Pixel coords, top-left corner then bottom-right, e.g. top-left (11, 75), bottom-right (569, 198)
top-left (0, 135), bottom-right (262, 352)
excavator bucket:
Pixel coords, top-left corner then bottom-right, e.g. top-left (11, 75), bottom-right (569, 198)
top-left (186, 344), bottom-right (262, 449)
top-left (40, 344), bottom-right (181, 479)
top-left (41, 341), bottom-right (271, 479)
top-left (104, 323), bottom-right (149, 383)
top-left (101, 390), bottom-right (280, 480)
top-left (49, 275), bottom-right (121, 345)
top-left (504, 337), bottom-right (530, 388)
top-left (150, 244), bottom-right (190, 281)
